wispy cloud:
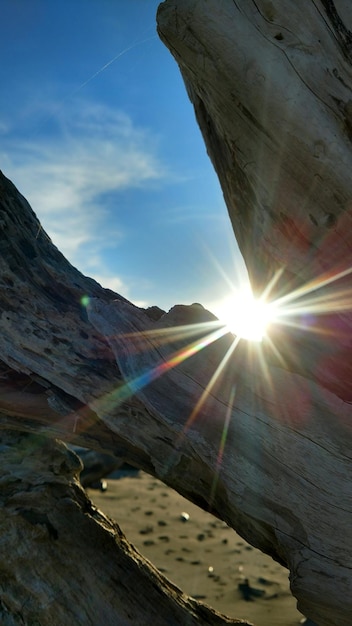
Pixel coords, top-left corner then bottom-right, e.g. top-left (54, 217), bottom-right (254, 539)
top-left (1, 100), bottom-right (166, 302)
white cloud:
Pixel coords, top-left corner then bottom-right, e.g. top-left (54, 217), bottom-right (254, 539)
top-left (88, 273), bottom-right (125, 295)
top-left (90, 273), bottom-right (148, 308)
top-left (1, 100), bottom-right (166, 301)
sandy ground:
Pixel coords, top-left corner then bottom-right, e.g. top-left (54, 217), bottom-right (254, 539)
top-left (88, 471), bottom-right (307, 626)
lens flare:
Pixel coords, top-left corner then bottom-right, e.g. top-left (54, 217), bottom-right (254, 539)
top-left (80, 295), bottom-right (90, 307)
top-left (214, 290), bottom-right (278, 341)
top-left (51, 257), bottom-right (352, 514)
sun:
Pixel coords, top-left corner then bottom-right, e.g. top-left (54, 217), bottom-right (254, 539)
top-left (214, 290), bottom-right (277, 341)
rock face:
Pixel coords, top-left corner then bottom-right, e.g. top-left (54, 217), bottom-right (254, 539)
top-left (0, 1), bottom-right (352, 625)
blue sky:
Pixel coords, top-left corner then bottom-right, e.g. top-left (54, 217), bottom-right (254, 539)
top-left (0, 0), bottom-right (249, 317)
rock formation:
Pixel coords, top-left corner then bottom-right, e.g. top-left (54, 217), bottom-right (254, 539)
top-left (71, 446), bottom-right (123, 488)
top-left (0, 1), bottom-right (352, 625)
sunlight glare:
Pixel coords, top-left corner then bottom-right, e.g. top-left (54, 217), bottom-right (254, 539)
top-left (215, 290), bottom-right (276, 341)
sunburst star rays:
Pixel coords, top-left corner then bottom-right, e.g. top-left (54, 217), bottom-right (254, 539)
top-left (93, 322), bottom-right (231, 417)
top-left (58, 258), bottom-right (352, 505)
